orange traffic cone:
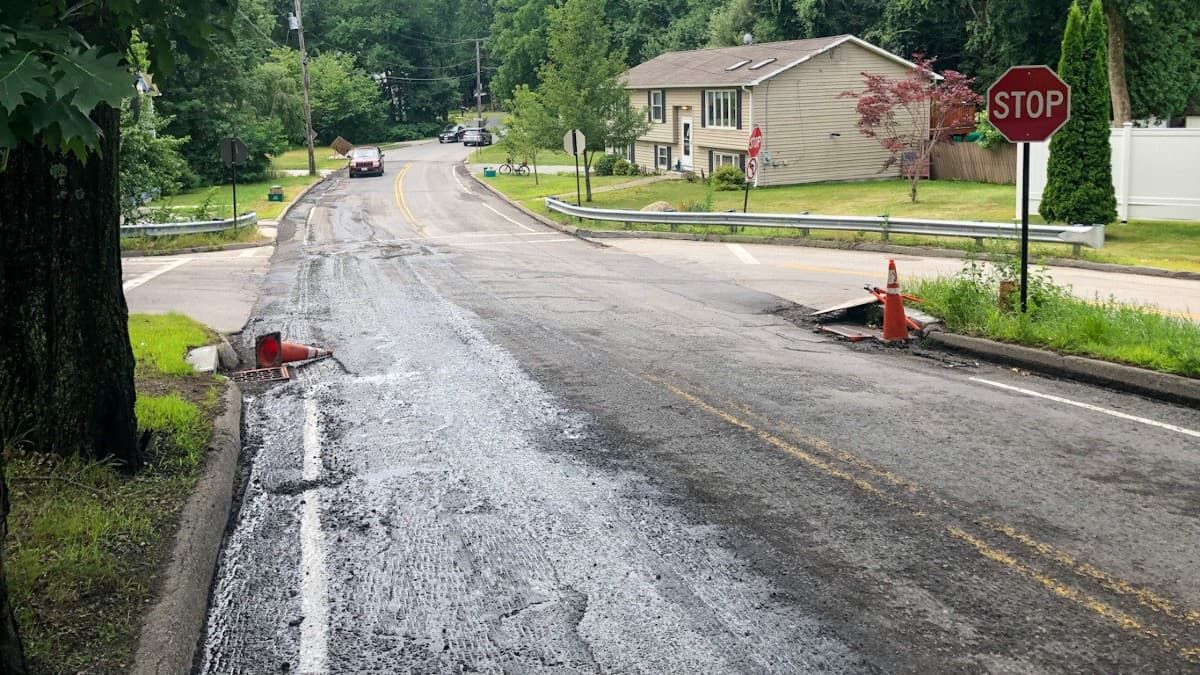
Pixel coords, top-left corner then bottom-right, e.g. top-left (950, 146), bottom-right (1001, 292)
top-left (882, 259), bottom-right (909, 342)
top-left (281, 341), bottom-right (333, 363)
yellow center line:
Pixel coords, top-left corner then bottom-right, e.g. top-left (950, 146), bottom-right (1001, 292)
top-left (648, 374), bottom-right (1200, 663)
top-left (393, 163), bottom-right (425, 238)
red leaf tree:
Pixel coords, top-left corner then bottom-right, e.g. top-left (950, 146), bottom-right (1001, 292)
top-left (842, 55), bottom-right (983, 203)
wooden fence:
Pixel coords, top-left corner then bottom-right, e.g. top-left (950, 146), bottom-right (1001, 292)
top-left (931, 142), bottom-right (1016, 184)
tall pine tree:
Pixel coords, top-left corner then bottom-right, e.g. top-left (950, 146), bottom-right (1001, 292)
top-left (1040, 0), bottom-right (1117, 225)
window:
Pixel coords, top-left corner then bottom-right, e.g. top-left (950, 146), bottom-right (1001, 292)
top-left (705, 89), bottom-right (738, 129)
top-left (713, 151), bottom-right (742, 168)
top-left (611, 144), bottom-right (635, 162)
top-left (650, 90), bottom-right (665, 123)
top-left (656, 145), bottom-right (669, 169)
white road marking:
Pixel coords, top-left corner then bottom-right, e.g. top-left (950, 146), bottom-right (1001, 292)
top-left (238, 247), bottom-right (261, 258)
top-left (970, 377), bottom-right (1200, 439)
top-left (481, 203), bottom-right (537, 232)
top-left (726, 243), bottom-right (760, 265)
top-left (303, 206), bottom-right (317, 244)
top-left (299, 392), bottom-right (328, 672)
top-left (450, 238), bottom-right (574, 248)
top-left (122, 258), bottom-right (192, 292)
top-left (451, 166), bottom-right (469, 192)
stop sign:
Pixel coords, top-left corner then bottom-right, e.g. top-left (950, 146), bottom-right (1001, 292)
top-left (747, 126), bottom-right (763, 159)
top-left (987, 65), bottom-right (1071, 143)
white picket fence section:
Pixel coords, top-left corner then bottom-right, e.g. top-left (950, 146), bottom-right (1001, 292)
top-left (1020, 125), bottom-right (1200, 222)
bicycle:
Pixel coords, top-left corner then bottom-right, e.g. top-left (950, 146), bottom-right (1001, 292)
top-left (498, 157), bottom-right (530, 176)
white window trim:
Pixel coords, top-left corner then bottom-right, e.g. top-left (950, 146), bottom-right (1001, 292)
top-left (713, 151), bottom-right (741, 168)
top-left (655, 145), bottom-right (669, 169)
top-left (705, 89), bottom-right (738, 129)
top-left (650, 90), bottom-right (665, 123)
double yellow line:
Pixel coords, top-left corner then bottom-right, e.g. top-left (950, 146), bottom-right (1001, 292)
top-left (392, 163), bottom-right (425, 237)
top-left (649, 374), bottom-right (1200, 664)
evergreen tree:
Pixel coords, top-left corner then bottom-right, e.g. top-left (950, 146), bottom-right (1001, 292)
top-left (1040, 0), bottom-right (1116, 225)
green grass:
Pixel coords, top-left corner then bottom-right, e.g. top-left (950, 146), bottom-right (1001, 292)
top-left (269, 145), bottom-right (348, 171)
top-left (912, 263), bottom-right (1200, 377)
top-left (470, 144), bottom-right (575, 166)
top-left (129, 313), bottom-right (217, 376)
top-left (6, 313), bottom-right (221, 673)
top-left (480, 171), bottom-right (636, 203)
top-left (503, 177), bottom-right (1200, 273)
top-left (120, 221), bottom-right (265, 253)
top-left (156, 173), bottom-right (323, 221)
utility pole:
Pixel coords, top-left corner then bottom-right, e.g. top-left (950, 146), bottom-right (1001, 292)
top-left (474, 38), bottom-right (483, 127)
top-left (293, 0), bottom-right (317, 176)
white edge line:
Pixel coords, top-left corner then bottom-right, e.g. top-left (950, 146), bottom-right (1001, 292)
top-left (298, 392), bottom-right (328, 672)
top-left (451, 166), bottom-right (469, 192)
top-left (451, 238), bottom-right (574, 248)
top-left (481, 202), bottom-right (537, 232)
top-left (122, 257), bottom-right (192, 292)
top-left (969, 377), bottom-right (1200, 439)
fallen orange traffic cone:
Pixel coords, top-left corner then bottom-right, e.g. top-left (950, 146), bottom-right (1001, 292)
top-left (882, 259), bottom-right (909, 342)
top-left (281, 341), bottom-right (332, 363)
top-left (255, 332), bottom-right (333, 367)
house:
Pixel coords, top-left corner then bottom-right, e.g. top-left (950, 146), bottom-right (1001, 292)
top-left (622, 35), bottom-right (931, 187)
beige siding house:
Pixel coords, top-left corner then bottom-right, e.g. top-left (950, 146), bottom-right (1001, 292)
top-left (623, 35), bottom-right (929, 187)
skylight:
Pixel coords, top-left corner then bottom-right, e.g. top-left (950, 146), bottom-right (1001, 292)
top-left (748, 58), bottom-right (777, 70)
top-left (725, 59), bottom-right (751, 71)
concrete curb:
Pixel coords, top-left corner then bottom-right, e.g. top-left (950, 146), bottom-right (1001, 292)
top-left (120, 173), bottom-right (333, 258)
top-left (132, 381), bottom-right (242, 675)
top-left (925, 331), bottom-right (1200, 406)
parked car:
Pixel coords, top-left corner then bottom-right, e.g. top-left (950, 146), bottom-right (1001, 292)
top-left (348, 146), bottom-right (385, 177)
top-left (438, 124), bottom-right (465, 143)
top-left (462, 128), bottom-right (492, 147)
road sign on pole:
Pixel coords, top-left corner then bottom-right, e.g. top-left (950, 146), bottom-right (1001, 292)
top-left (564, 129), bottom-right (586, 206)
top-left (220, 138), bottom-right (248, 227)
top-left (988, 65), bottom-right (1071, 313)
top-left (747, 126), bottom-right (763, 159)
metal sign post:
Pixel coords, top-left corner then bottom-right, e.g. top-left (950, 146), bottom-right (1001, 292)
top-left (563, 129), bottom-right (586, 206)
top-left (221, 138), bottom-right (248, 227)
top-left (987, 66), bottom-right (1071, 312)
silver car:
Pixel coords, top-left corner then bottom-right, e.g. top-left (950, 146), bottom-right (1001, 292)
top-left (462, 128), bottom-right (492, 147)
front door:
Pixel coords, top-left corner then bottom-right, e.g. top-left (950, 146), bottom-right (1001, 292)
top-left (680, 117), bottom-right (693, 170)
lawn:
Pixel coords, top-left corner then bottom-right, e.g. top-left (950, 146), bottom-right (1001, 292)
top-left (155, 173), bottom-right (323, 221)
top-left (912, 264), bottom-right (1200, 377)
top-left (5, 313), bottom-right (222, 673)
top-left (500, 176), bottom-right (1200, 273)
top-left (269, 145), bottom-right (348, 171)
top-left (478, 171), bottom-right (642, 204)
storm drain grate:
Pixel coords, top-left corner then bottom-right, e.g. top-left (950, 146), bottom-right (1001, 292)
top-left (230, 366), bottom-right (290, 384)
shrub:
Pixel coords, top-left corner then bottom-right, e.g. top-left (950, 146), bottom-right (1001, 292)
top-left (711, 164), bottom-right (745, 191)
top-left (612, 159), bottom-right (632, 175)
top-left (594, 153), bottom-right (621, 176)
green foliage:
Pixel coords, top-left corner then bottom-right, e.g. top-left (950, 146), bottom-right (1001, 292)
top-left (594, 153), bottom-right (622, 176)
top-left (251, 48), bottom-right (386, 145)
top-left (711, 164), bottom-right (746, 191)
top-left (536, 0), bottom-right (649, 199)
top-left (913, 260), bottom-right (1200, 377)
top-left (973, 110), bottom-right (1006, 150)
top-left (612, 158), bottom-right (633, 175)
top-left (1041, 0), bottom-right (1116, 225)
top-left (136, 395), bottom-right (209, 467)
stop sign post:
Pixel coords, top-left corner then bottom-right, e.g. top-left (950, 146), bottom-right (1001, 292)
top-left (988, 66), bottom-right (1071, 312)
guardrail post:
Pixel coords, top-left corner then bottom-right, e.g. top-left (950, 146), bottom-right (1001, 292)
top-left (1072, 243), bottom-right (1081, 257)
top-left (801, 228), bottom-right (809, 237)
top-left (975, 237), bottom-right (984, 248)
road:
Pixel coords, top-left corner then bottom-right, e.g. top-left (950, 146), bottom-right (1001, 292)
top-left (196, 141), bottom-right (1200, 673)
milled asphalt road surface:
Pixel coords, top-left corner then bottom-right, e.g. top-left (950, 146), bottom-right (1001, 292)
top-left (200, 141), bottom-right (1200, 672)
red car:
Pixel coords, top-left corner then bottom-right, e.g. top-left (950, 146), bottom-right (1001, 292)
top-left (348, 146), bottom-right (385, 177)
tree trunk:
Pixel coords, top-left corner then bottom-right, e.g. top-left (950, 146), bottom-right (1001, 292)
top-left (0, 105), bottom-right (140, 470)
top-left (1105, 3), bottom-right (1132, 125)
top-left (0, 453), bottom-right (27, 673)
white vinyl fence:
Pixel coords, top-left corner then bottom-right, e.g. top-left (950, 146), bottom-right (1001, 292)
top-left (1020, 124), bottom-right (1200, 222)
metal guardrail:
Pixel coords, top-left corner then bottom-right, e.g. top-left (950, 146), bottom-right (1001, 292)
top-left (544, 198), bottom-right (1104, 251)
top-left (120, 212), bottom-right (258, 239)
